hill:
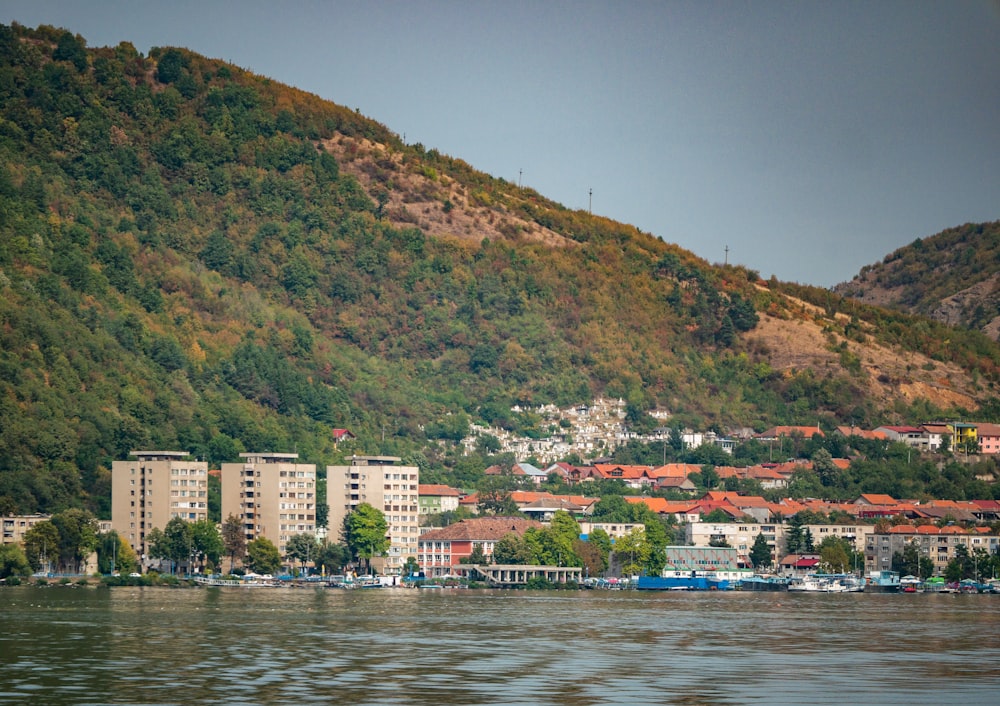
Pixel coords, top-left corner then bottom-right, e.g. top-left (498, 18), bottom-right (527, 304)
top-left (1, 23), bottom-right (999, 516)
top-left (834, 222), bottom-right (1000, 340)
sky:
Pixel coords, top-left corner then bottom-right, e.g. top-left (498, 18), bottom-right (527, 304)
top-left (3, 1), bottom-right (999, 287)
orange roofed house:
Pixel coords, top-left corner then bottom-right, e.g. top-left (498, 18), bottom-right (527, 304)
top-left (417, 517), bottom-right (540, 577)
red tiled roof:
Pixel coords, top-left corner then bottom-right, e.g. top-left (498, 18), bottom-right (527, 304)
top-left (592, 464), bottom-right (656, 480)
top-left (418, 484), bottom-right (462, 497)
top-left (418, 517), bottom-right (540, 542)
top-left (757, 425), bottom-right (825, 438)
top-left (856, 494), bottom-right (898, 506)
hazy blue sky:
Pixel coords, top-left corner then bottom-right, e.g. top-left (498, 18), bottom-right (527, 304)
top-left (4, 1), bottom-right (998, 286)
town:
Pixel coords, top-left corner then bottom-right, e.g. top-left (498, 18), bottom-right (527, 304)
top-left (3, 400), bottom-right (1000, 592)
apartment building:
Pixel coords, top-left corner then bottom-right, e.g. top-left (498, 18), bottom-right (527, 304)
top-left (111, 450), bottom-right (209, 561)
top-left (220, 452), bottom-right (317, 556)
top-left (1, 514), bottom-right (50, 547)
top-left (686, 521), bottom-right (783, 566)
top-left (327, 455), bottom-right (419, 576)
top-left (865, 526), bottom-right (1000, 575)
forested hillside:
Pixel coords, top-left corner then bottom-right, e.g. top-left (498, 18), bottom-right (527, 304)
top-left (2, 23), bottom-right (999, 516)
top-left (834, 222), bottom-right (1000, 340)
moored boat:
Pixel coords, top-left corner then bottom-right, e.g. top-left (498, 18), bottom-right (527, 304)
top-left (788, 574), bottom-right (863, 593)
top-left (866, 570), bottom-right (901, 593)
top-left (738, 575), bottom-right (790, 592)
top-left (635, 573), bottom-right (731, 591)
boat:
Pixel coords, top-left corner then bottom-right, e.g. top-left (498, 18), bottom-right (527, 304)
top-left (788, 575), bottom-right (828, 592)
top-left (194, 575), bottom-right (278, 587)
top-left (787, 574), bottom-right (862, 593)
top-left (635, 572), bottom-right (731, 591)
top-left (900, 575), bottom-right (921, 592)
top-left (737, 575), bottom-right (790, 592)
top-left (866, 570), bottom-right (901, 593)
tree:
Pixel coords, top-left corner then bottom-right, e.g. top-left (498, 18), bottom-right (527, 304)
top-left (146, 522), bottom-right (186, 574)
top-left (477, 477), bottom-right (521, 516)
top-left (23, 521), bottom-right (59, 573)
top-left (698, 465), bottom-right (720, 490)
top-left (802, 528), bottom-right (816, 553)
top-left (818, 536), bottom-right (851, 574)
top-left (161, 517), bottom-right (195, 574)
top-left (812, 448), bottom-right (838, 487)
top-left (573, 537), bottom-right (609, 578)
top-left (285, 533), bottom-right (320, 573)
top-left (492, 532), bottom-right (533, 565)
top-left (222, 514), bottom-right (246, 573)
top-left (614, 528), bottom-right (650, 578)
top-left (750, 532), bottom-right (772, 570)
top-left (343, 503), bottom-right (389, 575)
top-left (464, 544), bottom-right (488, 565)
top-left (315, 541), bottom-right (348, 575)
top-left (644, 520), bottom-right (669, 575)
top-left (190, 519), bottom-right (223, 572)
top-left (51, 509), bottom-right (99, 573)
top-left (246, 537), bottom-right (282, 575)
top-left (0, 544), bottom-right (31, 579)
top-left (96, 530), bottom-right (138, 575)
top-left (784, 524), bottom-right (804, 554)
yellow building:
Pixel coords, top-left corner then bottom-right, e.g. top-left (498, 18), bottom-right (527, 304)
top-left (327, 455), bottom-right (419, 576)
top-left (949, 422), bottom-right (978, 453)
top-left (111, 450), bottom-right (209, 561)
top-left (220, 452), bottom-right (317, 557)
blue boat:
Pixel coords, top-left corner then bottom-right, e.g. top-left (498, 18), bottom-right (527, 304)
top-left (635, 573), bottom-right (731, 591)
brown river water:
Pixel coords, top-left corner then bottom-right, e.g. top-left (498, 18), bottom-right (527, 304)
top-left (1, 585), bottom-right (999, 705)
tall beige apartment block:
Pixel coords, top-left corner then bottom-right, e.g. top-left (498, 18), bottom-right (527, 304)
top-left (220, 452), bottom-right (317, 556)
top-left (327, 455), bottom-right (419, 576)
top-left (111, 450), bottom-right (209, 561)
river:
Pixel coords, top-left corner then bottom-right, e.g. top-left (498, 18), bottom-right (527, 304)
top-left (1, 585), bottom-right (999, 705)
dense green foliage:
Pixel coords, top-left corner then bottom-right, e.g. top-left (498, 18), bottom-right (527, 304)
top-left (0, 23), bottom-right (997, 517)
top-left (837, 221), bottom-right (1000, 335)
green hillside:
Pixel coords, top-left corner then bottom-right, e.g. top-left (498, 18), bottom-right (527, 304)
top-left (1, 23), bottom-right (999, 517)
top-left (834, 222), bottom-right (1000, 339)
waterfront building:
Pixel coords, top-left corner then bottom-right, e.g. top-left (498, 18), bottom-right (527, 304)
top-left (1, 514), bottom-right (51, 546)
top-left (865, 525), bottom-right (1000, 575)
top-left (220, 452), bottom-right (317, 557)
top-left (327, 455), bottom-right (419, 576)
top-left (686, 522), bottom-right (781, 567)
top-left (111, 451), bottom-right (209, 562)
top-left (417, 516), bottom-right (540, 577)
top-left (659, 545), bottom-right (746, 583)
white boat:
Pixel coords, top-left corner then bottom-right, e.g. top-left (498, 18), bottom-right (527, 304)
top-left (787, 574), bottom-right (862, 593)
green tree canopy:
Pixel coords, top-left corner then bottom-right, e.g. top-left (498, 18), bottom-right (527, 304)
top-left (285, 532), bottom-right (320, 570)
top-left (247, 537), bottom-right (282, 575)
top-left (22, 520), bottom-right (59, 573)
top-left (817, 535), bottom-right (852, 574)
top-left (614, 528), bottom-right (650, 578)
top-left (343, 503), bottom-right (389, 574)
top-left (0, 543), bottom-right (31, 579)
top-left (492, 532), bottom-right (534, 565)
top-left (51, 509), bottom-right (99, 573)
top-left (190, 519), bottom-right (223, 570)
top-left (315, 541), bottom-right (349, 575)
top-left (750, 532), bottom-right (773, 569)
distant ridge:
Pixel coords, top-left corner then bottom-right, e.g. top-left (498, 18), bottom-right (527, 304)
top-left (834, 222), bottom-right (1000, 340)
